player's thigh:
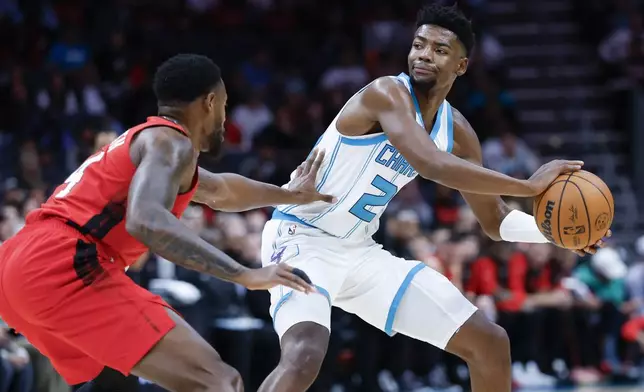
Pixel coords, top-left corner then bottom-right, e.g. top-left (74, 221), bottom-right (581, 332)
top-left (0, 235), bottom-right (106, 385)
top-left (261, 221), bottom-right (349, 339)
top-left (132, 308), bottom-right (242, 392)
top-left (1, 239), bottom-right (181, 384)
top-left (336, 250), bottom-right (477, 349)
top-left (389, 266), bottom-right (478, 349)
top-left (264, 250), bottom-right (339, 340)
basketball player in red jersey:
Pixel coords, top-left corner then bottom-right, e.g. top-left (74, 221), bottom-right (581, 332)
top-left (0, 54), bottom-right (334, 392)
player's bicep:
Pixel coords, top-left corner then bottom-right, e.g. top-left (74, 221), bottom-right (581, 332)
top-left (128, 130), bottom-right (193, 214)
top-left (362, 79), bottom-right (441, 176)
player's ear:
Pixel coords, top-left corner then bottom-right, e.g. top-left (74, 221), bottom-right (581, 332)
top-left (456, 57), bottom-right (468, 77)
top-left (205, 92), bottom-right (216, 112)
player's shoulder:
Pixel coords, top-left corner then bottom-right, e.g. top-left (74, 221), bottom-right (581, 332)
top-left (450, 107), bottom-right (482, 160)
top-left (130, 125), bottom-right (194, 167)
top-left (451, 107), bottom-right (475, 140)
top-left (359, 76), bottom-right (414, 112)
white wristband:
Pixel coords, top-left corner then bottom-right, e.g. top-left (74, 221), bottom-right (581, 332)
top-left (499, 209), bottom-right (550, 243)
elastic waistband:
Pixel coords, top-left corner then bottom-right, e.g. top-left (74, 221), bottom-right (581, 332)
top-left (269, 210), bottom-right (375, 247)
top-left (271, 210), bottom-right (316, 228)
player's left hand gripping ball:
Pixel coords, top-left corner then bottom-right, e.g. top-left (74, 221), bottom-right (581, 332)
top-left (289, 149), bottom-right (337, 204)
top-left (572, 229), bottom-right (612, 256)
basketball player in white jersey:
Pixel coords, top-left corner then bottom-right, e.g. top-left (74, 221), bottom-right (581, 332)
top-left (258, 5), bottom-right (609, 392)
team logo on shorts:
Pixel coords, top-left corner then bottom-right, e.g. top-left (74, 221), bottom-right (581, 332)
top-left (288, 224), bottom-right (297, 235)
top-left (271, 247), bottom-right (286, 264)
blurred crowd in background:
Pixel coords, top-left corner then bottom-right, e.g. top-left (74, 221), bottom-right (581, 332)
top-left (1, 0), bottom-right (644, 391)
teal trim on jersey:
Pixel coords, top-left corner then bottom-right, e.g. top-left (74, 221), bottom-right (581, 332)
top-left (272, 291), bottom-right (293, 319)
top-left (399, 73), bottom-right (446, 146)
top-left (271, 285), bottom-right (331, 320)
top-left (340, 133), bottom-right (388, 146)
top-left (399, 73), bottom-right (425, 129)
top-left (446, 102), bottom-right (454, 153)
top-left (308, 142), bottom-right (383, 224)
top-left (315, 285), bottom-right (331, 305)
top-left (305, 134), bottom-right (324, 160)
top-left (316, 135), bottom-right (342, 190)
top-left (281, 135), bottom-right (341, 215)
top-left (384, 263), bottom-right (427, 336)
top-left (271, 210), bottom-right (316, 228)
top-left (429, 102), bottom-right (444, 141)
top-left (313, 134), bottom-right (323, 147)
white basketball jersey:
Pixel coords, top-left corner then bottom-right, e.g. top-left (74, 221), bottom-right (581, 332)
top-left (273, 73), bottom-right (454, 241)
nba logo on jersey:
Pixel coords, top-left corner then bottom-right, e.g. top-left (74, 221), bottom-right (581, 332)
top-left (271, 247), bottom-right (286, 264)
top-left (288, 224), bottom-right (297, 235)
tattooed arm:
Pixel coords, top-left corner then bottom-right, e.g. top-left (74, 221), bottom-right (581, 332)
top-left (193, 150), bottom-right (334, 212)
top-left (125, 127), bottom-right (314, 292)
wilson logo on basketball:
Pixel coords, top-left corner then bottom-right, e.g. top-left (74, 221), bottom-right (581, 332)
top-left (541, 200), bottom-right (556, 243)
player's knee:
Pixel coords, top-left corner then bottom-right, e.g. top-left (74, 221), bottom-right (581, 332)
top-left (212, 364), bottom-right (243, 392)
top-left (281, 338), bottom-right (327, 382)
top-left (175, 362), bottom-right (242, 392)
top-left (448, 311), bottom-right (510, 368)
top-left (481, 323), bottom-right (510, 363)
top-left (469, 323), bottom-right (510, 368)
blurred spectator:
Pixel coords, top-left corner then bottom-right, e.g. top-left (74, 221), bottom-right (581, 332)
top-left (466, 241), bottom-right (559, 387)
top-left (0, 321), bottom-right (33, 392)
top-left (470, 23), bottom-right (505, 72)
top-left (482, 127), bottom-right (540, 179)
top-left (241, 50), bottom-right (273, 89)
top-left (47, 29), bottom-right (90, 73)
top-left (94, 130), bottom-right (118, 152)
top-left (232, 89), bottom-right (274, 152)
top-left (567, 248), bottom-right (628, 379)
top-left (363, 3), bottom-right (410, 56)
top-left (598, 9), bottom-right (644, 131)
top-left (320, 47), bottom-right (369, 92)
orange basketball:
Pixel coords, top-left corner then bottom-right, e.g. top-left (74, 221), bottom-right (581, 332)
top-left (533, 170), bottom-right (614, 249)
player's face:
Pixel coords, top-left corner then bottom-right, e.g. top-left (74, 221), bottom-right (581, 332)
top-left (408, 25), bottom-right (468, 90)
top-left (202, 82), bottom-right (227, 155)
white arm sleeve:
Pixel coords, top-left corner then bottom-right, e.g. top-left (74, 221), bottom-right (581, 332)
top-left (499, 209), bottom-right (550, 243)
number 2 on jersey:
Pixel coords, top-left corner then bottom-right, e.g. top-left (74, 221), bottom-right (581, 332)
top-left (349, 175), bottom-right (398, 222)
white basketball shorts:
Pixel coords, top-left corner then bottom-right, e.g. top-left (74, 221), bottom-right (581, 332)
top-left (261, 218), bottom-right (478, 349)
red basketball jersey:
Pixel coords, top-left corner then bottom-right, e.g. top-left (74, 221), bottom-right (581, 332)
top-left (27, 116), bottom-right (199, 266)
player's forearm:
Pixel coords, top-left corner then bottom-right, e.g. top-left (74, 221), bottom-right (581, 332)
top-left (126, 208), bottom-right (249, 281)
top-left (195, 169), bottom-right (301, 212)
top-left (417, 151), bottom-right (536, 196)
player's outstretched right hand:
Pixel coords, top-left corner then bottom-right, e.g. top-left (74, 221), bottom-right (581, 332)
top-left (236, 264), bottom-right (315, 293)
top-left (527, 159), bottom-right (584, 196)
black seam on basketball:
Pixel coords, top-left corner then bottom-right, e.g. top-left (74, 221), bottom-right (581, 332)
top-left (557, 173), bottom-right (574, 247)
top-left (568, 181), bottom-right (592, 248)
top-left (543, 180), bottom-right (567, 192)
top-left (570, 173), bottom-right (613, 221)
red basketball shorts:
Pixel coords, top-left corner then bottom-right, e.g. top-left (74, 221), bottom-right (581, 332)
top-left (0, 219), bottom-right (176, 385)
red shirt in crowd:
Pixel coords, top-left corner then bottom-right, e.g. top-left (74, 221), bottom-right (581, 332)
top-left (466, 252), bottom-right (554, 312)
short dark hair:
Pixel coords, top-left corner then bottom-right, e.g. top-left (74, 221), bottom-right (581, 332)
top-left (153, 54), bottom-right (222, 105)
top-left (416, 4), bottom-right (475, 55)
